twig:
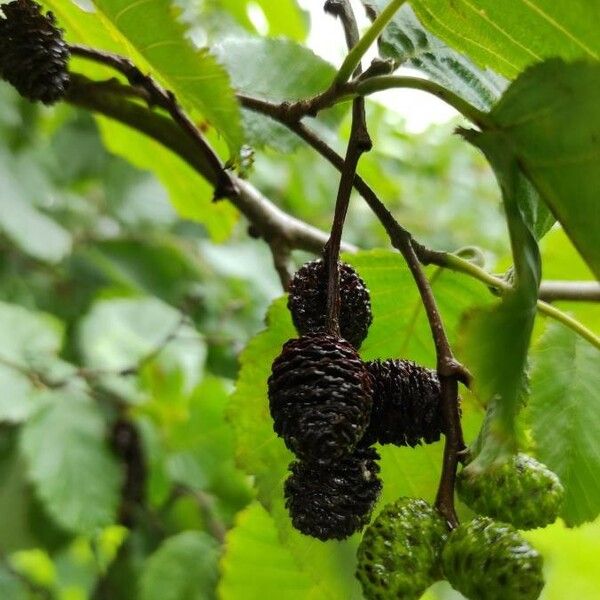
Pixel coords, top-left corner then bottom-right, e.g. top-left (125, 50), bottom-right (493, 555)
top-left (164, 485), bottom-right (226, 544)
top-left (420, 251), bottom-right (600, 350)
top-left (285, 74), bottom-right (488, 129)
top-left (324, 1), bottom-right (361, 53)
top-left (323, 0), bottom-right (372, 334)
top-left (64, 76), bottom-right (597, 348)
top-left (69, 44), bottom-right (237, 200)
top-left (268, 237), bottom-right (293, 290)
top-left (538, 280), bottom-right (600, 303)
top-left (65, 75), bottom-right (353, 257)
top-left (238, 98), bottom-right (600, 349)
top-left (334, 0), bottom-right (407, 85)
top-left (402, 243), bottom-right (466, 528)
top-left (354, 76), bottom-right (491, 129)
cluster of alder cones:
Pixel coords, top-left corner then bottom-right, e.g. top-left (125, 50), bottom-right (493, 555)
top-left (269, 261), bottom-right (565, 600)
top-left (268, 260), bottom-right (445, 540)
top-left (356, 453), bottom-right (564, 600)
top-left (0, 0), bottom-right (70, 105)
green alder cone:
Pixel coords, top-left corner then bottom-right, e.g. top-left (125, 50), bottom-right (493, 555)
top-left (442, 517), bottom-right (544, 600)
top-left (356, 497), bottom-right (448, 600)
top-left (457, 453), bottom-right (564, 529)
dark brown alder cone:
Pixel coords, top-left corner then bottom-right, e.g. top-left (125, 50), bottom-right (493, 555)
top-left (287, 260), bottom-right (372, 348)
top-left (362, 359), bottom-right (444, 447)
top-left (110, 418), bottom-right (147, 527)
top-left (284, 447), bottom-right (382, 540)
top-left (268, 332), bottom-right (373, 461)
top-left (0, 0), bottom-right (70, 104)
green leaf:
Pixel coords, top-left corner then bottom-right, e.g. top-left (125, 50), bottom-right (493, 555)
top-left (484, 60), bottom-right (600, 278)
top-left (0, 301), bottom-right (63, 363)
top-left (79, 296), bottom-right (206, 397)
top-left (81, 237), bottom-right (204, 306)
top-left (219, 502), bottom-right (315, 600)
top-left (44, 0), bottom-right (243, 155)
top-left (20, 391), bottom-right (122, 535)
top-left (346, 251), bottom-right (493, 367)
top-left (0, 366), bottom-right (36, 424)
top-left (364, 2), bottom-right (507, 110)
top-left (146, 377), bottom-right (251, 523)
top-left (0, 149), bottom-right (72, 263)
top-left (0, 301), bottom-right (63, 423)
top-left (96, 117), bottom-right (238, 242)
top-left (457, 134), bottom-right (541, 467)
top-left (227, 296), bottom-right (294, 503)
top-left (410, 0), bottom-right (600, 79)
top-left (524, 519), bottom-right (600, 598)
top-left (139, 531), bottom-right (219, 600)
top-left (528, 322), bottom-right (600, 526)
top-left (217, 0), bottom-right (308, 40)
top-left (0, 566), bottom-right (28, 600)
top-left (0, 430), bottom-right (38, 552)
top-left (214, 38), bottom-right (342, 150)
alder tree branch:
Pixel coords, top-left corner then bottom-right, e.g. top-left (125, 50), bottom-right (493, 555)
top-left (66, 75), bottom-right (351, 255)
top-left (400, 242), bottom-right (466, 528)
top-left (165, 485), bottom-right (227, 544)
top-left (538, 280), bottom-right (600, 303)
top-left (334, 0), bottom-right (407, 85)
top-left (69, 44), bottom-right (237, 199)
top-left (70, 45), bottom-right (302, 285)
top-left (63, 77), bottom-right (598, 349)
top-left (323, 0), bottom-right (372, 334)
top-left (324, 0), bottom-right (361, 53)
top-left (239, 74), bottom-right (489, 129)
top-left (426, 252), bottom-right (600, 349)
top-left (237, 95), bottom-right (600, 349)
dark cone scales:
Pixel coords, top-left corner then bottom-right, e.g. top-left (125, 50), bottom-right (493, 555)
top-left (288, 260), bottom-right (372, 348)
top-left (0, 0), bottom-right (70, 104)
top-left (363, 359), bottom-right (444, 447)
top-left (284, 447), bottom-right (382, 540)
top-left (268, 332), bottom-right (373, 462)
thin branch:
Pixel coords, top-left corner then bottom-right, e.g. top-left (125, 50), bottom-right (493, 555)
top-left (334, 0), bottom-right (408, 85)
top-left (241, 73), bottom-right (487, 130)
top-left (239, 96), bottom-right (600, 349)
top-left (324, 0), bottom-right (372, 334)
top-left (324, 0), bottom-right (361, 53)
top-left (168, 485), bottom-right (226, 544)
top-left (66, 75), bottom-right (353, 257)
top-left (354, 75), bottom-right (492, 129)
top-left (420, 251), bottom-right (600, 350)
top-left (325, 133), bottom-right (365, 334)
top-left (69, 44), bottom-right (237, 199)
top-left (539, 281), bottom-right (600, 303)
top-left (268, 237), bottom-right (293, 290)
top-left (537, 301), bottom-right (600, 347)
